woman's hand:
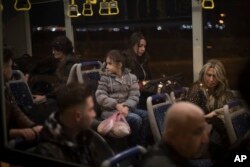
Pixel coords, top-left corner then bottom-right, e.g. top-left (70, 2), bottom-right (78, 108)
top-left (33, 95), bottom-right (46, 103)
top-left (204, 111), bottom-right (217, 119)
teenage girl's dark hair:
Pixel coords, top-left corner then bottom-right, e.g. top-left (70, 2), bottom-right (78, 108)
top-left (106, 50), bottom-right (125, 72)
top-left (51, 36), bottom-right (73, 55)
top-left (128, 31), bottom-right (146, 49)
top-left (127, 32), bottom-right (149, 63)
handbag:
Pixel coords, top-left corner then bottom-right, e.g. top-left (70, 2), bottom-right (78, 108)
top-left (141, 73), bottom-right (183, 94)
top-left (97, 112), bottom-right (131, 138)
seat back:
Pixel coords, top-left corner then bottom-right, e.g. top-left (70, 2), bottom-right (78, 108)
top-left (147, 93), bottom-right (172, 143)
top-left (8, 70), bottom-right (34, 107)
top-left (67, 61), bottom-right (103, 83)
top-left (223, 100), bottom-right (250, 144)
top-left (67, 61), bottom-right (103, 86)
top-left (76, 61), bottom-right (103, 84)
top-left (101, 145), bottom-right (147, 167)
top-left (231, 110), bottom-right (250, 139)
top-left (89, 129), bottom-right (115, 167)
top-left (190, 159), bottom-right (213, 167)
top-left (66, 63), bottom-right (79, 85)
top-left (68, 61), bottom-right (103, 118)
top-left (11, 70), bottom-right (26, 80)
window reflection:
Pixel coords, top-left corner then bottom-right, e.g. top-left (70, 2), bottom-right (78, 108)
top-left (4, 0), bottom-right (249, 166)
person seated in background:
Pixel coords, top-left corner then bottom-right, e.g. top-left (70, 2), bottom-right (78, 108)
top-left (95, 50), bottom-right (148, 146)
top-left (29, 36), bottom-right (79, 99)
top-left (52, 35), bottom-right (79, 84)
top-left (187, 59), bottom-right (234, 118)
top-left (122, 32), bottom-right (153, 110)
top-left (3, 48), bottom-right (43, 142)
top-left (139, 102), bottom-right (209, 167)
top-left (14, 53), bottom-right (36, 82)
top-left (186, 59), bottom-right (234, 161)
top-left (122, 32), bottom-right (152, 84)
top-left (33, 83), bottom-right (96, 165)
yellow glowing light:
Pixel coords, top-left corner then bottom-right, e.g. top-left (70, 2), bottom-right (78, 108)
top-left (14, 0), bottom-right (31, 11)
top-left (202, 0), bottom-right (214, 10)
top-left (220, 13), bottom-right (226, 17)
top-left (219, 20), bottom-right (224, 24)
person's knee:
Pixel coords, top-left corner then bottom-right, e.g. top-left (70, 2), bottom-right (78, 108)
top-left (126, 114), bottom-right (142, 127)
top-left (133, 109), bottom-right (148, 119)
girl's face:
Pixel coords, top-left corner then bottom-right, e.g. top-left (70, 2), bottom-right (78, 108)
top-left (106, 57), bottom-right (122, 75)
top-left (133, 39), bottom-right (146, 56)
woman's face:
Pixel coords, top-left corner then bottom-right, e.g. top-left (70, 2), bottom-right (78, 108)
top-left (203, 68), bottom-right (219, 88)
top-left (133, 39), bottom-right (146, 56)
top-left (52, 49), bottom-right (65, 61)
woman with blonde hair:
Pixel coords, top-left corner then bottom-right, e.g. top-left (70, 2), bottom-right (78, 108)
top-left (187, 59), bottom-right (234, 161)
top-left (187, 59), bottom-right (233, 115)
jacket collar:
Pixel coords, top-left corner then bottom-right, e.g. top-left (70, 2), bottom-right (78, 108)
top-left (102, 68), bottom-right (131, 78)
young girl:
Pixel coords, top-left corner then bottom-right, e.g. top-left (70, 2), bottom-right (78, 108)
top-left (95, 50), bottom-right (148, 146)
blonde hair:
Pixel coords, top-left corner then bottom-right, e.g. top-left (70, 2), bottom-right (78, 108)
top-left (198, 59), bottom-right (229, 110)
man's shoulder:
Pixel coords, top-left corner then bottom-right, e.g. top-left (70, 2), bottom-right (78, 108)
top-left (33, 141), bottom-right (65, 159)
top-left (140, 155), bottom-right (175, 167)
top-left (139, 143), bottom-right (195, 167)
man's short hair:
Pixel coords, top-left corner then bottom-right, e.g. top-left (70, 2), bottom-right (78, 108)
top-left (55, 83), bottom-right (92, 112)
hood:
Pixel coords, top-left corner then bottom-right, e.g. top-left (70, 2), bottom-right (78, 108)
top-left (100, 68), bottom-right (131, 78)
top-left (40, 112), bottom-right (78, 148)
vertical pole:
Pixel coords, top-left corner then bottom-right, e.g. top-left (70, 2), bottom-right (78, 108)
top-left (24, 12), bottom-right (32, 56)
top-left (192, 0), bottom-right (203, 81)
top-left (63, 0), bottom-right (75, 49)
top-left (0, 0), bottom-right (7, 147)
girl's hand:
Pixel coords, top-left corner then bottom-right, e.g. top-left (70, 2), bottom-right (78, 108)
top-left (116, 104), bottom-right (124, 112)
top-left (120, 106), bottom-right (129, 117)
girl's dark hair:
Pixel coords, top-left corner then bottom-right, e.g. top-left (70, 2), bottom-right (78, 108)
top-left (3, 47), bottom-right (13, 64)
top-left (106, 50), bottom-right (125, 71)
top-left (129, 31), bottom-right (146, 48)
top-left (51, 36), bottom-right (73, 55)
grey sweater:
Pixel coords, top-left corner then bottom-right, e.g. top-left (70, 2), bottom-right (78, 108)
top-left (95, 69), bottom-right (140, 118)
